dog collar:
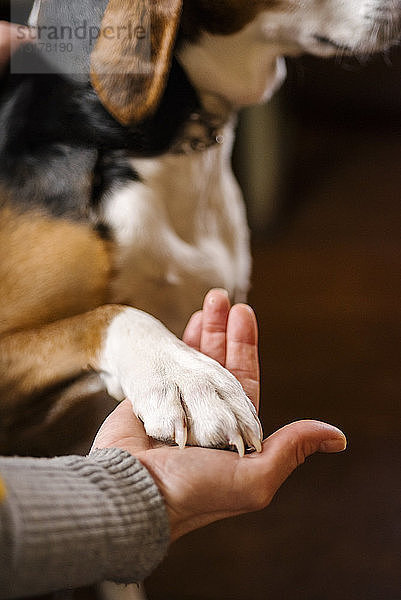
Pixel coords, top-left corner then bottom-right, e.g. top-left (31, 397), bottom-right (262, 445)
top-left (169, 90), bottom-right (233, 154)
top-left (170, 109), bottom-right (226, 154)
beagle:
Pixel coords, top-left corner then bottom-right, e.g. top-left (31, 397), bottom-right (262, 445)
top-left (0, 0), bottom-right (399, 456)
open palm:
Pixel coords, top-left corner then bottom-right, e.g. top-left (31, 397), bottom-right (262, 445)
top-left (93, 290), bottom-right (346, 540)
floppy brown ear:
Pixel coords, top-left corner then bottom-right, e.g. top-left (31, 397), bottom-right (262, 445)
top-left (90, 0), bottom-right (183, 126)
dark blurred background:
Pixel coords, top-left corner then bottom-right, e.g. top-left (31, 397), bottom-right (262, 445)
top-left (2, 1), bottom-right (401, 598)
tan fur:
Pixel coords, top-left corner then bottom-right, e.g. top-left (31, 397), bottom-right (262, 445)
top-left (0, 304), bottom-right (122, 403)
top-left (91, 0), bottom-right (182, 125)
top-left (0, 205), bottom-right (112, 334)
top-left (0, 202), bottom-right (124, 453)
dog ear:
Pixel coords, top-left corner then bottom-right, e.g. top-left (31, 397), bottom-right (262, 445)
top-left (90, 0), bottom-right (183, 126)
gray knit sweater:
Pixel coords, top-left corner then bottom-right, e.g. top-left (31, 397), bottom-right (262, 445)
top-left (0, 448), bottom-right (170, 598)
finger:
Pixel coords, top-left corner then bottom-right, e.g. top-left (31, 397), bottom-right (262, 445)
top-left (199, 289), bottom-right (230, 365)
top-left (243, 420), bottom-right (347, 509)
top-left (225, 303), bottom-right (260, 411)
top-left (182, 310), bottom-right (203, 351)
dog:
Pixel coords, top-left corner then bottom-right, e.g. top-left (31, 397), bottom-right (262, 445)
top-left (0, 0), bottom-right (399, 457)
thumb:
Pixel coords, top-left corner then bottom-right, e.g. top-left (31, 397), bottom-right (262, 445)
top-left (249, 420), bottom-right (347, 506)
top-left (91, 399), bottom-right (147, 452)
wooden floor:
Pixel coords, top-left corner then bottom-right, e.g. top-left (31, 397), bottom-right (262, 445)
top-left (146, 115), bottom-right (401, 598)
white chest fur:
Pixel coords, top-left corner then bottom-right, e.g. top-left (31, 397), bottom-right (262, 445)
top-left (102, 124), bottom-right (251, 335)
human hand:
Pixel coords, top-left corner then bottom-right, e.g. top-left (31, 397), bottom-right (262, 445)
top-left (93, 289), bottom-right (346, 541)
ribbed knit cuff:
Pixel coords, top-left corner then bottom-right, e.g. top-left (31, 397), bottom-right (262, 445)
top-left (0, 448), bottom-right (170, 598)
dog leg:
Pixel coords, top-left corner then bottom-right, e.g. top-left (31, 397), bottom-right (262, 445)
top-left (0, 304), bottom-right (262, 453)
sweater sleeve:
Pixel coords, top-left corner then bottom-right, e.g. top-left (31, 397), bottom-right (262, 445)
top-left (0, 448), bottom-right (170, 599)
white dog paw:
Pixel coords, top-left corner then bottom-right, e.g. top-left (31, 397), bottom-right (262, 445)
top-left (98, 308), bottom-right (262, 454)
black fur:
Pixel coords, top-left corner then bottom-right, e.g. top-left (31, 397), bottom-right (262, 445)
top-left (91, 150), bottom-right (140, 209)
top-left (0, 47), bottom-right (201, 221)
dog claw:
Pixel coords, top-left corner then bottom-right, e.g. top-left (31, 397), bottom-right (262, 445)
top-left (175, 421), bottom-right (188, 449)
top-left (247, 429), bottom-right (263, 453)
top-left (230, 433), bottom-right (245, 457)
top-left (253, 436), bottom-right (263, 453)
